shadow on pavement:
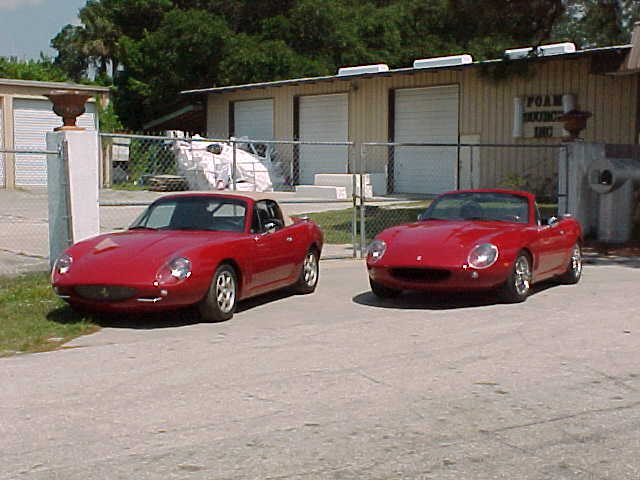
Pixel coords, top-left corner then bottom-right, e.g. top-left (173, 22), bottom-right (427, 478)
top-left (352, 281), bottom-right (558, 310)
top-left (46, 288), bottom-right (298, 329)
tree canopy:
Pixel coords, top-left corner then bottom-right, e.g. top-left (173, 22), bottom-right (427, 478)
top-left (42, 0), bottom-right (640, 129)
top-left (0, 56), bottom-right (71, 83)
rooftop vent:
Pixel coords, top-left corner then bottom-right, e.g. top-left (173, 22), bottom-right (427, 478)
top-left (337, 64), bottom-right (389, 76)
top-left (505, 42), bottom-right (576, 60)
top-left (413, 54), bottom-right (473, 69)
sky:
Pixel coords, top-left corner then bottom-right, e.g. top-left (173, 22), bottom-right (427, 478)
top-left (0, 0), bottom-right (87, 60)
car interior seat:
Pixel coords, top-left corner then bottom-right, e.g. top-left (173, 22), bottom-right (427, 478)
top-left (459, 202), bottom-right (483, 219)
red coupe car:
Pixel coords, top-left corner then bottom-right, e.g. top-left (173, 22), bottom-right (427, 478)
top-left (366, 189), bottom-right (582, 302)
top-left (52, 193), bottom-right (323, 321)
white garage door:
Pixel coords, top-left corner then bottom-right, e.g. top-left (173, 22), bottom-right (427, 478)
top-left (0, 104), bottom-right (4, 187)
top-left (233, 99), bottom-right (273, 140)
top-left (393, 85), bottom-right (459, 194)
top-left (14, 99), bottom-right (97, 186)
top-left (298, 93), bottom-right (348, 185)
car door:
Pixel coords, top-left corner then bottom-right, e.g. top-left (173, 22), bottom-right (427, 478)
top-left (531, 205), bottom-right (566, 276)
top-left (249, 200), bottom-right (298, 292)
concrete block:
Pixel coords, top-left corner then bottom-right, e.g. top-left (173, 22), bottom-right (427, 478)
top-left (295, 185), bottom-right (348, 200)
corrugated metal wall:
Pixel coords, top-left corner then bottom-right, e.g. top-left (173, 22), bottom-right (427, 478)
top-left (207, 57), bottom-right (638, 189)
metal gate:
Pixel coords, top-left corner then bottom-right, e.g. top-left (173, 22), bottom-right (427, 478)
top-left (0, 145), bottom-right (63, 277)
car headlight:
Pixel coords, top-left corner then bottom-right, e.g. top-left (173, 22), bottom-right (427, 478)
top-left (367, 239), bottom-right (387, 262)
top-left (467, 243), bottom-right (499, 269)
top-left (54, 253), bottom-right (73, 275)
top-left (156, 257), bottom-right (192, 285)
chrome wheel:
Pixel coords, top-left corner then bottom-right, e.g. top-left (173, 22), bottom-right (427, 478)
top-left (302, 251), bottom-right (318, 288)
top-left (570, 244), bottom-right (582, 276)
top-left (513, 255), bottom-right (531, 296)
top-left (560, 243), bottom-right (582, 285)
top-left (295, 248), bottom-right (319, 294)
top-left (216, 270), bottom-right (236, 313)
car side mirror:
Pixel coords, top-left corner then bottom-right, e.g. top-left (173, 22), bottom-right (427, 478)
top-left (545, 216), bottom-right (559, 226)
top-left (417, 213), bottom-right (425, 221)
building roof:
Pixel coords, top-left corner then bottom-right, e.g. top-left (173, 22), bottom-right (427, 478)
top-left (181, 45), bottom-right (632, 96)
top-left (0, 77), bottom-right (110, 92)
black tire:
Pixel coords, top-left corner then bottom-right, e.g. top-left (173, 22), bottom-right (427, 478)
top-left (499, 252), bottom-right (532, 303)
top-left (198, 264), bottom-right (237, 322)
top-left (369, 278), bottom-right (401, 299)
top-left (295, 248), bottom-right (319, 294)
top-left (558, 243), bottom-right (582, 285)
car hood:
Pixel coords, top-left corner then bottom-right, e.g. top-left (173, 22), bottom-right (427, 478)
top-left (380, 220), bottom-right (523, 266)
top-left (63, 230), bottom-right (243, 283)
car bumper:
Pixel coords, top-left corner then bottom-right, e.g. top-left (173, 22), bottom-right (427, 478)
top-left (52, 281), bottom-right (204, 312)
top-left (367, 262), bottom-right (511, 292)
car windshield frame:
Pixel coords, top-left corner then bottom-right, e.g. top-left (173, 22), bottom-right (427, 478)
top-left (419, 192), bottom-right (530, 224)
top-left (129, 196), bottom-right (248, 232)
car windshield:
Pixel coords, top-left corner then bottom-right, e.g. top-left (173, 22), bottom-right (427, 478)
top-left (419, 192), bottom-right (530, 224)
top-left (130, 196), bottom-right (247, 232)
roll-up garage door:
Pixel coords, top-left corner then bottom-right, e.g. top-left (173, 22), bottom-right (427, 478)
top-left (298, 93), bottom-right (348, 185)
top-left (0, 104), bottom-right (4, 187)
top-left (393, 85), bottom-right (459, 194)
top-left (233, 99), bottom-right (273, 140)
top-left (13, 99), bottom-right (96, 186)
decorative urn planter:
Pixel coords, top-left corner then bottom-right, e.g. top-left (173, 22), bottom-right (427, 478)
top-left (558, 109), bottom-right (592, 141)
top-left (45, 90), bottom-right (92, 131)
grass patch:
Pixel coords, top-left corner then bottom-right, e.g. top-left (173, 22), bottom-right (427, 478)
top-left (0, 273), bottom-right (99, 357)
top-left (305, 201), bottom-right (558, 245)
top-left (110, 183), bottom-right (148, 191)
top-left (305, 201), bottom-right (431, 244)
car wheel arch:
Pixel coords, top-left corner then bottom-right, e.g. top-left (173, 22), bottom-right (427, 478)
top-left (212, 259), bottom-right (243, 297)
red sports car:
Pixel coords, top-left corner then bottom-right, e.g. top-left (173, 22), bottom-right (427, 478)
top-left (52, 193), bottom-right (323, 321)
top-left (366, 189), bottom-right (582, 302)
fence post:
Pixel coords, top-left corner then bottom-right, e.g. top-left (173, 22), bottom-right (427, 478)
top-left (232, 140), bottom-right (237, 190)
top-left (359, 143), bottom-right (366, 258)
top-left (46, 130), bottom-right (100, 268)
top-left (352, 171), bottom-right (358, 259)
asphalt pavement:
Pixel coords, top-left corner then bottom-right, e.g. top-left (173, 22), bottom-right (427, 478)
top-left (2, 260), bottom-right (639, 479)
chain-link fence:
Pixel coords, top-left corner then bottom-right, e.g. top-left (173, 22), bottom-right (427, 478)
top-left (0, 146), bottom-right (61, 277)
top-left (100, 133), bottom-right (354, 192)
top-left (99, 133), bottom-right (358, 258)
top-left (356, 142), bottom-right (568, 256)
top-left (1, 134), bottom-right (574, 277)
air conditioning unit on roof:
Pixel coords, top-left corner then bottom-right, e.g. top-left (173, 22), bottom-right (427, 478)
top-left (505, 42), bottom-right (576, 60)
top-left (337, 64), bottom-right (389, 76)
top-left (413, 54), bottom-right (473, 69)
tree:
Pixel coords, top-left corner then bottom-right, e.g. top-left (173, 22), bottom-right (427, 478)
top-left (51, 25), bottom-right (89, 82)
top-left (552, 0), bottom-right (640, 48)
top-left (0, 56), bottom-right (71, 82)
top-left (116, 9), bottom-right (234, 127)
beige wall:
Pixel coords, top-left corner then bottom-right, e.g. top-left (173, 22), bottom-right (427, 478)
top-left (206, 57), bottom-right (639, 189)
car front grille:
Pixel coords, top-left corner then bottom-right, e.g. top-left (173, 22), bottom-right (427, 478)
top-left (390, 268), bottom-right (451, 283)
top-left (74, 285), bottom-right (137, 301)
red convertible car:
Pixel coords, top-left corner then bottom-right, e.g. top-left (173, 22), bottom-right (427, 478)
top-left (52, 193), bottom-right (323, 321)
top-left (366, 189), bottom-right (582, 303)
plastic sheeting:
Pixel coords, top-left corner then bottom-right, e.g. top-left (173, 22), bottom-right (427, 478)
top-left (174, 138), bottom-right (282, 192)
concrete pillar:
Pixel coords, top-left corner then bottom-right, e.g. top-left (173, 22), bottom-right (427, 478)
top-left (46, 130), bottom-right (100, 267)
top-left (597, 180), bottom-right (635, 243)
top-left (561, 142), bottom-right (603, 236)
top-left (2, 95), bottom-right (16, 189)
